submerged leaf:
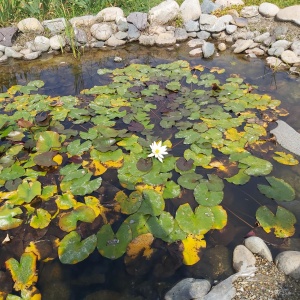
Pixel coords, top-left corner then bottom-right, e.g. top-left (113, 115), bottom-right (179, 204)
top-left (182, 234), bottom-right (206, 265)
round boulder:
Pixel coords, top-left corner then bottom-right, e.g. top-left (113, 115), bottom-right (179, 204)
top-left (275, 251), bottom-right (300, 279)
top-left (91, 24), bottom-right (113, 41)
top-left (17, 18), bottom-right (44, 33)
top-left (259, 2), bottom-right (280, 17)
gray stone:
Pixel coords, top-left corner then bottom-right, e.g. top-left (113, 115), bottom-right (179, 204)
top-left (20, 48), bottom-right (31, 55)
top-left (17, 18), bottom-right (44, 33)
top-left (232, 17), bottom-right (248, 27)
top-left (148, 0), bottom-right (180, 25)
top-left (218, 43), bottom-right (227, 51)
top-left (215, 0), bottom-right (244, 7)
top-left (197, 31), bottom-right (210, 40)
top-left (273, 25), bottom-right (288, 39)
top-left (226, 24), bottom-right (237, 34)
top-left (114, 31), bottom-right (128, 40)
top-left (149, 25), bottom-right (166, 35)
top-left (200, 14), bottom-right (218, 30)
top-left (266, 56), bottom-right (286, 69)
top-left (219, 15), bottom-right (234, 24)
top-left (241, 6), bottom-right (259, 18)
top-left (96, 7), bottom-right (124, 22)
top-left (114, 56), bottom-right (122, 62)
top-left (180, 0), bottom-right (202, 22)
top-left (259, 3), bottom-right (280, 17)
top-left (24, 51), bottom-right (41, 60)
top-left (139, 35), bottom-right (156, 46)
top-left (74, 28), bottom-right (88, 44)
top-left (204, 18), bottom-right (226, 33)
top-left (127, 12), bottom-right (148, 31)
top-left (0, 45), bottom-right (5, 52)
top-left (246, 47), bottom-right (265, 56)
top-left (271, 39), bottom-right (291, 50)
top-left (188, 32), bottom-right (197, 38)
top-left (164, 278), bottom-right (211, 300)
top-left (201, 0), bottom-right (221, 14)
top-left (69, 15), bottom-right (96, 27)
top-left (0, 27), bottom-right (18, 47)
top-left (174, 28), bottom-right (188, 42)
top-left (291, 41), bottom-right (300, 56)
top-left (5, 47), bottom-right (23, 59)
top-left (106, 35), bottom-right (126, 47)
top-left (33, 36), bottom-right (50, 52)
top-left (233, 39), bottom-right (253, 53)
top-left (0, 55), bottom-right (8, 62)
top-left (202, 41), bottom-right (215, 58)
top-left (0, 51), bottom-right (3, 58)
top-left (233, 245), bottom-right (256, 272)
top-left (268, 47), bottom-right (284, 56)
top-left (184, 20), bottom-right (200, 32)
top-left (281, 50), bottom-right (300, 64)
top-left (91, 24), bottom-right (113, 41)
top-left (254, 32), bottom-right (270, 43)
top-left (244, 236), bottom-right (273, 262)
top-left (166, 26), bottom-right (175, 31)
top-left (263, 35), bottom-right (276, 47)
top-left (275, 251), bottom-right (300, 279)
top-left (128, 24), bottom-right (141, 41)
top-left (189, 48), bottom-right (203, 56)
top-left (188, 38), bottom-right (204, 47)
top-left (155, 32), bottom-right (176, 46)
top-left (49, 35), bottom-right (66, 50)
top-left (42, 18), bottom-right (67, 34)
top-left (90, 41), bottom-right (105, 48)
top-left (117, 17), bottom-right (128, 32)
top-left (276, 5), bottom-right (300, 26)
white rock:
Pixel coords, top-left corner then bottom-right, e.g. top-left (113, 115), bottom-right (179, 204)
top-left (254, 32), bottom-right (270, 43)
top-left (233, 39), bottom-right (253, 53)
top-left (33, 36), bottom-right (50, 52)
top-left (271, 40), bottom-right (291, 50)
top-left (149, 25), bottom-right (166, 35)
top-left (20, 48), bottom-right (31, 55)
top-left (215, 0), bottom-right (244, 8)
top-left (24, 51), bottom-right (41, 60)
top-left (275, 251), bottom-right (300, 279)
top-left (189, 48), bottom-right (203, 56)
top-left (258, 2), bottom-right (280, 17)
top-left (49, 35), bottom-right (66, 50)
top-left (96, 7), bottom-right (124, 22)
top-left (5, 47), bottom-right (23, 59)
top-left (218, 43), bottom-right (227, 51)
top-left (241, 6), bottom-right (259, 18)
top-left (0, 45), bottom-right (5, 52)
top-left (106, 35), bottom-right (126, 47)
top-left (148, 0), bottom-right (180, 25)
top-left (266, 56), bottom-right (286, 69)
top-left (180, 0), bottom-right (202, 22)
top-left (233, 245), bottom-right (256, 272)
top-left (291, 41), bottom-right (300, 56)
top-left (155, 32), bottom-right (176, 46)
top-left (244, 237), bottom-right (273, 262)
top-left (281, 50), bottom-right (300, 64)
top-left (276, 5), bottom-right (300, 26)
top-left (246, 47), bottom-right (265, 56)
top-left (226, 24), bottom-right (237, 34)
top-left (69, 15), bottom-right (96, 27)
top-left (17, 18), bottom-right (44, 33)
top-left (139, 35), bottom-right (156, 46)
top-left (42, 18), bottom-right (67, 34)
top-left (0, 55), bottom-right (8, 62)
top-left (91, 24), bottom-right (113, 41)
top-left (187, 38), bottom-right (204, 48)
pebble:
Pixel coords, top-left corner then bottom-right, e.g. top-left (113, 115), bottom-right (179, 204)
top-left (244, 236), bottom-right (273, 262)
top-left (275, 251), bottom-right (300, 279)
top-left (281, 50), bottom-right (300, 64)
top-left (202, 41), bottom-right (215, 58)
top-left (189, 48), bottom-right (203, 56)
top-left (49, 35), bottom-right (66, 50)
top-left (240, 6), bottom-right (259, 18)
top-left (233, 245), bottom-right (256, 272)
top-left (218, 43), bottom-right (226, 51)
top-left (188, 38), bottom-right (204, 48)
top-left (233, 39), bottom-right (253, 54)
top-left (259, 2), bottom-right (280, 17)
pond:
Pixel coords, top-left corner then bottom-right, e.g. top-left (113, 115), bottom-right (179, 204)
top-left (0, 43), bottom-right (300, 300)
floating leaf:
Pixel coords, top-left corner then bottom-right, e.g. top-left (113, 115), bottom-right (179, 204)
top-left (33, 151), bottom-right (58, 167)
top-left (239, 155), bottom-right (273, 176)
top-left (5, 252), bottom-right (37, 291)
top-left (256, 206), bottom-right (296, 238)
top-left (182, 234), bottom-right (206, 265)
top-left (176, 157), bottom-right (194, 171)
top-left (114, 190), bottom-right (143, 214)
top-left (58, 231), bottom-right (97, 264)
top-left (36, 131), bottom-right (61, 152)
top-left (0, 164), bottom-right (25, 181)
top-left (258, 177), bottom-right (295, 202)
top-left (17, 181), bottom-right (41, 204)
top-left (177, 173), bottom-right (203, 190)
top-left (146, 212), bottom-right (174, 240)
top-left (163, 180), bottom-right (181, 199)
top-left (136, 157), bottom-right (153, 172)
top-left (0, 203), bottom-right (23, 230)
top-left (138, 189), bottom-right (165, 216)
top-left (273, 152), bottom-right (299, 166)
top-left (67, 140), bottom-right (92, 156)
top-left (30, 208), bottom-right (51, 229)
top-left (97, 223), bottom-right (132, 259)
top-left (225, 169), bottom-right (250, 185)
top-left (125, 233), bottom-right (154, 261)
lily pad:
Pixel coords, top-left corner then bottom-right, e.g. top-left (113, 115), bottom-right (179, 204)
top-left (177, 173), bottom-right (203, 190)
top-left (0, 203), bottom-right (23, 230)
top-left (30, 208), bottom-right (51, 229)
top-left (273, 152), bottom-right (299, 166)
top-left (146, 212), bottom-right (174, 240)
top-left (17, 180), bottom-right (41, 203)
top-left (36, 131), bottom-right (61, 152)
top-left (182, 234), bottom-right (206, 265)
top-left (114, 190), bottom-right (143, 214)
top-left (138, 189), bottom-right (165, 216)
top-left (67, 140), bottom-right (92, 156)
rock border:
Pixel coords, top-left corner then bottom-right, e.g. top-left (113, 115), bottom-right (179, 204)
top-left (0, 0), bottom-right (299, 75)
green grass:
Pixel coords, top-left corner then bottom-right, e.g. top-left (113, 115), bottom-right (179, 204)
top-left (0, 0), bottom-right (299, 27)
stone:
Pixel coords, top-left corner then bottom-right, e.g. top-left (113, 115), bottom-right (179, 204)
top-left (139, 35), bottom-right (156, 46)
top-left (117, 17), bottom-right (128, 32)
top-left (241, 6), bottom-right (259, 18)
top-left (291, 41), bottom-right (300, 56)
top-left (200, 14), bottom-right (217, 27)
top-left (254, 32), bottom-right (270, 43)
top-left (127, 12), bottom-right (148, 31)
top-left (266, 56), bottom-right (286, 69)
top-left (166, 26), bottom-right (176, 31)
top-left (184, 20), bottom-right (200, 32)
top-left (96, 7), bottom-right (124, 22)
top-left (188, 38), bottom-right (204, 48)
top-left (233, 245), bottom-right (256, 272)
top-left (246, 47), bottom-right (265, 56)
top-left (164, 278), bottom-right (211, 300)
top-left (24, 51), bottom-right (41, 60)
top-left (232, 17), bottom-right (248, 27)
top-left (180, 0), bottom-right (202, 22)
top-left (49, 35), bottom-right (66, 50)
top-left (263, 36), bottom-right (276, 47)
top-left (106, 35), bottom-right (126, 47)
top-left (244, 237), bottom-right (273, 262)
top-left (149, 25), bottom-right (166, 35)
top-left (271, 40), bottom-right (291, 50)
top-left (0, 55), bottom-right (8, 62)
top-left (74, 28), bottom-right (88, 44)
top-left (275, 251), bottom-right (300, 279)
top-left (268, 47), bottom-right (284, 57)
top-left (20, 48), bottom-right (31, 56)
top-left (215, 0), bottom-right (244, 7)
top-left (155, 32), bottom-right (176, 46)
top-left (189, 48), bottom-right (203, 56)
top-left (127, 24), bottom-right (141, 41)
top-left (17, 18), bottom-right (44, 33)
top-left (281, 50), bottom-right (300, 64)
top-left (4, 47), bottom-right (23, 59)
top-left (69, 15), bottom-right (96, 27)
top-left (148, 0), bottom-right (180, 25)
top-left (90, 41), bottom-right (105, 48)
top-left (0, 51), bottom-right (3, 58)
top-left (188, 32), bottom-right (197, 38)
top-left (276, 5), bottom-right (300, 26)
top-left (273, 25), bottom-right (288, 39)
top-left (91, 24), bottom-right (113, 41)
top-left (174, 28), bottom-right (188, 42)
top-left (202, 41), bottom-right (215, 58)
top-left (201, 0), bottom-right (221, 14)
top-left (259, 3), bottom-right (280, 17)
top-left (114, 31), bottom-right (127, 40)
top-left (197, 31), bottom-right (211, 40)
top-left (0, 45), bottom-right (5, 52)
top-left (42, 18), bottom-right (67, 34)
top-left (0, 27), bottom-right (18, 47)
top-left (33, 36), bottom-right (50, 52)
top-left (219, 15), bottom-right (234, 25)
top-left (233, 39), bottom-right (253, 53)
top-left (218, 43), bottom-right (227, 51)
top-left (226, 24), bottom-right (237, 35)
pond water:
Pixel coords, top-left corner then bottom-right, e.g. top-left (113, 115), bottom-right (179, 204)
top-left (0, 43), bottom-right (300, 300)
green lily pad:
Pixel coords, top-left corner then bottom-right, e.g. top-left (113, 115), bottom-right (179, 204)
top-left (67, 140), bottom-right (92, 156)
top-left (30, 208), bottom-right (51, 229)
top-left (123, 213), bottom-right (149, 238)
top-left (226, 169), bottom-right (250, 185)
top-left (163, 180), bottom-right (181, 199)
top-left (256, 206), bottom-right (296, 238)
top-left (114, 190), bottom-right (143, 214)
top-left (0, 164), bottom-right (25, 181)
top-left (177, 173), bottom-right (203, 190)
top-left (194, 182), bottom-right (223, 206)
top-left (36, 131), bottom-right (61, 152)
top-left (0, 203), bottom-right (23, 230)
top-left (146, 212), bottom-right (174, 240)
top-left (138, 189), bottom-right (165, 216)
top-left (58, 231), bottom-right (97, 264)
top-left (17, 180), bottom-right (41, 203)
top-left (258, 177), bottom-right (295, 202)
top-left (97, 223), bottom-right (132, 259)
top-left (239, 155), bottom-right (273, 176)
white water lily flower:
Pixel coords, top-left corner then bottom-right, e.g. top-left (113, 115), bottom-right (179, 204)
top-left (148, 141), bottom-right (168, 162)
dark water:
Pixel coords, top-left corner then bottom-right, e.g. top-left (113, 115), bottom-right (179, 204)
top-left (1, 44), bottom-right (300, 300)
